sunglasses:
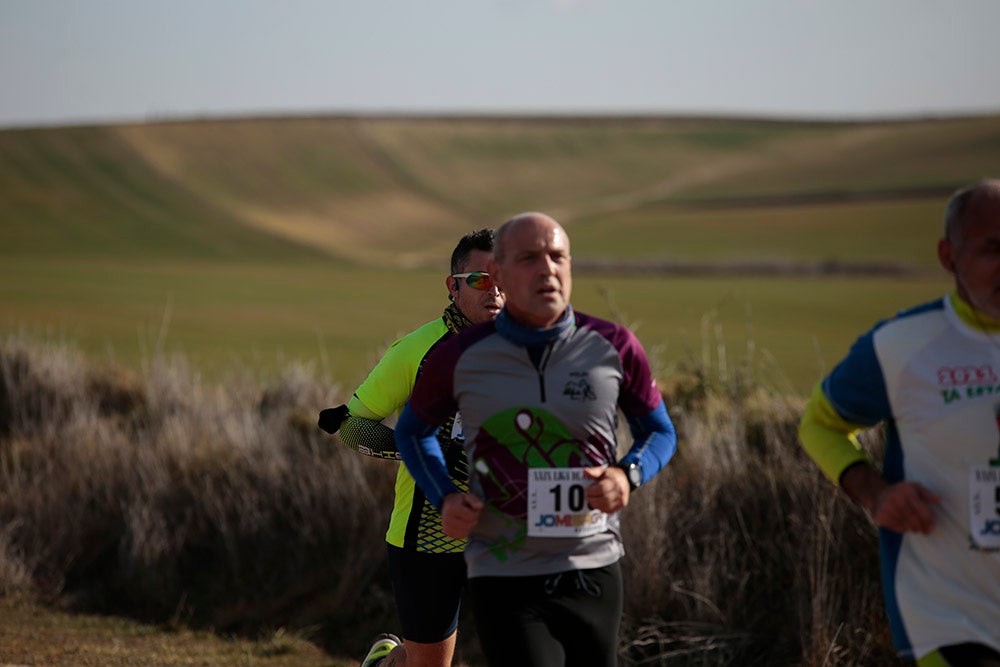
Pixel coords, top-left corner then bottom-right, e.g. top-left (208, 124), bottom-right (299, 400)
top-left (451, 272), bottom-right (496, 291)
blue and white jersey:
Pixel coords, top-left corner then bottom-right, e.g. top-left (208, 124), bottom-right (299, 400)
top-left (805, 292), bottom-right (1000, 659)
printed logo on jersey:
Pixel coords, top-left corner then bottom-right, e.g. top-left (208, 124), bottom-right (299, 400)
top-left (471, 406), bottom-right (614, 562)
top-left (939, 364), bottom-right (1000, 405)
top-left (563, 372), bottom-right (596, 402)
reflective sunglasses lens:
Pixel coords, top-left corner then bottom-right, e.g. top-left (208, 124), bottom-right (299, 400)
top-left (465, 272), bottom-right (492, 290)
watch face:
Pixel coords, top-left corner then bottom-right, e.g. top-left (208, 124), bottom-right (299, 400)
top-left (622, 463), bottom-right (641, 488)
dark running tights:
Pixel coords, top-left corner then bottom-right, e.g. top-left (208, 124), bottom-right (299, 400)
top-left (933, 643), bottom-right (1000, 667)
top-left (470, 562), bottom-right (622, 667)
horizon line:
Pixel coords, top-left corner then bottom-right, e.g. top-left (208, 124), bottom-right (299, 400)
top-left (3, 105), bottom-right (1000, 132)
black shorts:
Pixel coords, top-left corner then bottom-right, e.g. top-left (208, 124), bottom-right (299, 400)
top-left (386, 543), bottom-right (467, 644)
top-left (469, 561), bottom-right (623, 667)
top-left (928, 643), bottom-right (1000, 666)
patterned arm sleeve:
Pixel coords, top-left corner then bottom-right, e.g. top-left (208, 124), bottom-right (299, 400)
top-left (338, 414), bottom-right (402, 460)
top-left (329, 394), bottom-right (400, 460)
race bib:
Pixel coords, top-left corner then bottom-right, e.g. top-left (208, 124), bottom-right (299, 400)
top-left (527, 467), bottom-right (608, 537)
top-left (969, 464), bottom-right (1000, 550)
top-left (450, 412), bottom-right (464, 441)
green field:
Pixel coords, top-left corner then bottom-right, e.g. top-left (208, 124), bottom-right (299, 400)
top-left (0, 256), bottom-right (951, 393)
top-left (1, 114), bottom-right (995, 392)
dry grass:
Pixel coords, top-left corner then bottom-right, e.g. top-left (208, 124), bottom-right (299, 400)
top-left (620, 374), bottom-right (898, 665)
top-left (0, 334), bottom-right (902, 665)
top-left (0, 592), bottom-right (345, 667)
top-left (0, 334), bottom-right (398, 662)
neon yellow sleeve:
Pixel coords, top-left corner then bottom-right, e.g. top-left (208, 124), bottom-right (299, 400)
top-left (350, 317), bottom-right (447, 419)
top-left (346, 395), bottom-right (382, 420)
top-left (798, 381), bottom-right (873, 485)
top-left (340, 318), bottom-right (447, 461)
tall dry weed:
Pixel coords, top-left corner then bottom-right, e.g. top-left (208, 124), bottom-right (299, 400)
top-left (0, 334), bottom-right (902, 664)
top-left (0, 335), bottom-right (396, 653)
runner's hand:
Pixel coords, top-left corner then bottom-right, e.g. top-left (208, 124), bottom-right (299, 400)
top-left (872, 482), bottom-right (940, 534)
top-left (583, 466), bottom-right (630, 513)
top-left (441, 493), bottom-right (484, 538)
top-left (317, 404), bottom-right (349, 434)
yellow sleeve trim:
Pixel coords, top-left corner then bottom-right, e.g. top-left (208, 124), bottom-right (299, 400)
top-left (347, 395), bottom-right (381, 420)
top-left (798, 382), bottom-right (873, 485)
top-left (915, 650), bottom-right (950, 667)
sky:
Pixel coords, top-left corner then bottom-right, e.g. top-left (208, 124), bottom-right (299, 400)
top-left (2, 0), bottom-right (999, 129)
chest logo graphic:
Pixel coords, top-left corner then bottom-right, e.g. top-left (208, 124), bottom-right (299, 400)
top-left (563, 373), bottom-right (596, 401)
top-left (938, 364), bottom-right (998, 387)
top-left (938, 364), bottom-right (1000, 405)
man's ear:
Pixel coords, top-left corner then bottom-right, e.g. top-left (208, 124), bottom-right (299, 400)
top-left (937, 238), bottom-right (956, 273)
top-left (445, 275), bottom-right (458, 301)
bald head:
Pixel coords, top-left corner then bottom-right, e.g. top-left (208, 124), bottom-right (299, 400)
top-left (490, 212), bottom-right (573, 329)
top-left (938, 177), bottom-right (1000, 320)
top-left (944, 178), bottom-right (1000, 246)
top-left (494, 212), bottom-right (569, 263)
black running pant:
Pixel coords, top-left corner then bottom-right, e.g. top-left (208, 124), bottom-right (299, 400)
top-left (929, 643), bottom-right (1000, 667)
top-left (469, 561), bottom-right (622, 667)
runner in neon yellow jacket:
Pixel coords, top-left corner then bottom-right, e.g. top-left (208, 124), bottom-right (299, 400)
top-left (323, 229), bottom-right (503, 667)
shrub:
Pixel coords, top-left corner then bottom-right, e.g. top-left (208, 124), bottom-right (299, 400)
top-left (0, 335), bottom-right (901, 665)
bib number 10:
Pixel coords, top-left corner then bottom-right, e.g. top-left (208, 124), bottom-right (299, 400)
top-left (527, 467), bottom-right (608, 538)
top-left (550, 483), bottom-right (586, 512)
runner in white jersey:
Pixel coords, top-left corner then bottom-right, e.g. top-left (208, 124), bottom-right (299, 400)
top-left (798, 179), bottom-right (1000, 666)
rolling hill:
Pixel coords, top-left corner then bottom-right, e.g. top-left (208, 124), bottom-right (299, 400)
top-left (4, 113), bottom-right (999, 268)
top-left (2, 113), bottom-right (998, 388)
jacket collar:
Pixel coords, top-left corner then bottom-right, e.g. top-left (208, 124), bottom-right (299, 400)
top-left (495, 305), bottom-right (575, 346)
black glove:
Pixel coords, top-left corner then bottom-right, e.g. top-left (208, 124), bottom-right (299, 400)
top-left (318, 404), bottom-right (350, 434)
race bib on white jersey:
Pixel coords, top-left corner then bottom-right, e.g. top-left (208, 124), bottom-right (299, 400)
top-left (527, 467), bottom-right (608, 537)
top-left (969, 464), bottom-right (1000, 550)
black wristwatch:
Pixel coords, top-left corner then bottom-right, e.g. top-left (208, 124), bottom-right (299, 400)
top-left (616, 461), bottom-right (642, 491)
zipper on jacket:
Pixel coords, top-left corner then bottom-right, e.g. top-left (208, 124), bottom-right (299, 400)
top-left (527, 344), bottom-right (553, 403)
